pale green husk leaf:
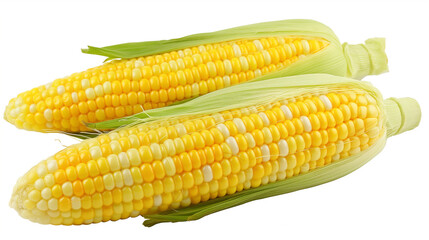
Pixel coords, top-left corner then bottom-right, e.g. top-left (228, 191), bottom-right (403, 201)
top-left (82, 19), bottom-right (340, 60)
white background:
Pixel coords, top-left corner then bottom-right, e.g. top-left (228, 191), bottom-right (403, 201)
top-left (0, 0), bottom-right (428, 239)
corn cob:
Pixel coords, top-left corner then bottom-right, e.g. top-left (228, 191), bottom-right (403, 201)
top-left (9, 74), bottom-right (419, 226)
top-left (4, 19), bottom-right (388, 133)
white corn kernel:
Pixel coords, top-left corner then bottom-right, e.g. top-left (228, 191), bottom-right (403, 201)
top-left (280, 105), bottom-right (293, 119)
top-left (150, 143), bottom-right (163, 160)
top-left (71, 196), bottom-right (81, 210)
top-left (163, 139), bottom-right (177, 156)
top-left (113, 171), bottom-right (124, 188)
top-left (198, 45), bottom-right (207, 53)
top-left (261, 176), bottom-right (269, 185)
top-left (232, 44), bottom-right (242, 57)
top-left (36, 200), bottom-right (48, 211)
top-left (262, 50), bottom-right (272, 65)
top-left (278, 139), bottom-right (289, 157)
top-left (41, 188), bottom-right (52, 200)
top-left (244, 133), bottom-right (256, 148)
top-left (57, 86), bottom-right (65, 95)
top-left (34, 179), bottom-right (45, 190)
top-left (134, 60), bottom-right (144, 68)
top-left (239, 56), bottom-right (249, 71)
top-left (176, 59), bottom-right (185, 69)
top-left (301, 40), bottom-right (310, 54)
top-left (62, 182), bottom-right (73, 197)
top-left (223, 76), bottom-right (231, 87)
top-left (223, 59), bottom-right (233, 75)
top-left (226, 136), bottom-right (239, 155)
top-left (310, 148), bottom-right (321, 161)
top-left (290, 43), bottom-right (297, 56)
top-left (178, 50), bottom-right (185, 58)
top-left (175, 124), bottom-right (187, 137)
top-left (29, 104), bottom-right (37, 113)
top-left (94, 85), bottom-right (104, 97)
top-left (254, 69), bottom-right (262, 78)
top-left (107, 154), bottom-right (121, 171)
top-left (245, 168), bottom-right (253, 180)
top-left (336, 140), bottom-right (344, 154)
top-left (103, 81), bottom-right (112, 94)
top-left (81, 79), bottom-right (90, 89)
top-left (118, 152), bottom-right (130, 168)
top-left (258, 112), bottom-right (270, 126)
top-left (269, 174), bottom-right (277, 183)
top-left (46, 159), bottom-right (58, 172)
top-left (278, 157), bottom-right (288, 171)
top-left (71, 92), bottom-right (79, 103)
top-left (37, 164), bottom-right (48, 177)
top-left (261, 144), bottom-right (270, 162)
top-left (169, 60), bottom-right (178, 72)
top-left (233, 118), bottom-right (246, 134)
top-left (212, 113), bottom-right (225, 123)
top-left (47, 210), bottom-right (60, 218)
top-left (163, 157), bottom-right (176, 176)
top-left (300, 116), bottom-right (312, 132)
top-left (44, 174), bottom-right (55, 187)
top-left (122, 169), bottom-right (134, 186)
top-left (127, 148), bottom-right (141, 166)
top-left (110, 141), bottom-right (122, 154)
top-left (277, 171), bottom-right (287, 180)
top-left (43, 109), bottom-right (53, 122)
top-left (202, 165), bottom-right (213, 182)
top-left (319, 95), bottom-right (332, 111)
top-left (191, 83), bottom-right (200, 97)
top-left (47, 199), bottom-right (58, 211)
top-left (153, 195), bottom-right (162, 207)
top-left (301, 163), bottom-right (310, 173)
top-left (253, 40), bottom-right (264, 51)
top-left (216, 124), bottom-right (230, 138)
top-left (89, 146), bottom-right (102, 159)
top-left (85, 88), bottom-right (96, 100)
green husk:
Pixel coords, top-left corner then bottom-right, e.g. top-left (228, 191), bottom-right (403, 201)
top-left (82, 19), bottom-right (388, 80)
top-left (82, 19), bottom-right (340, 60)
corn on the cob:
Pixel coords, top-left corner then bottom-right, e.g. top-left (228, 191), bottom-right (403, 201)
top-left (4, 19), bottom-right (388, 133)
top-left (10, 74), bottom-right (419, 226)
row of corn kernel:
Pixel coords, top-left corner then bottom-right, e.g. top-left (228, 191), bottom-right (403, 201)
top-left (102, 37), bottom-right (325, 72)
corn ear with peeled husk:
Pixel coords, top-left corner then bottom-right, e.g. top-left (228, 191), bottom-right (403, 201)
top-left (4, 19), bottom-right (388, 134)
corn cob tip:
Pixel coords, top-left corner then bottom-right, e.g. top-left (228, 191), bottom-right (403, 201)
top-left (343, 38), bottom-right (388, 80)
top-left (385, 97), bottom-right (421, 137)
top-left (9, 174), bottom-right (42, 223)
